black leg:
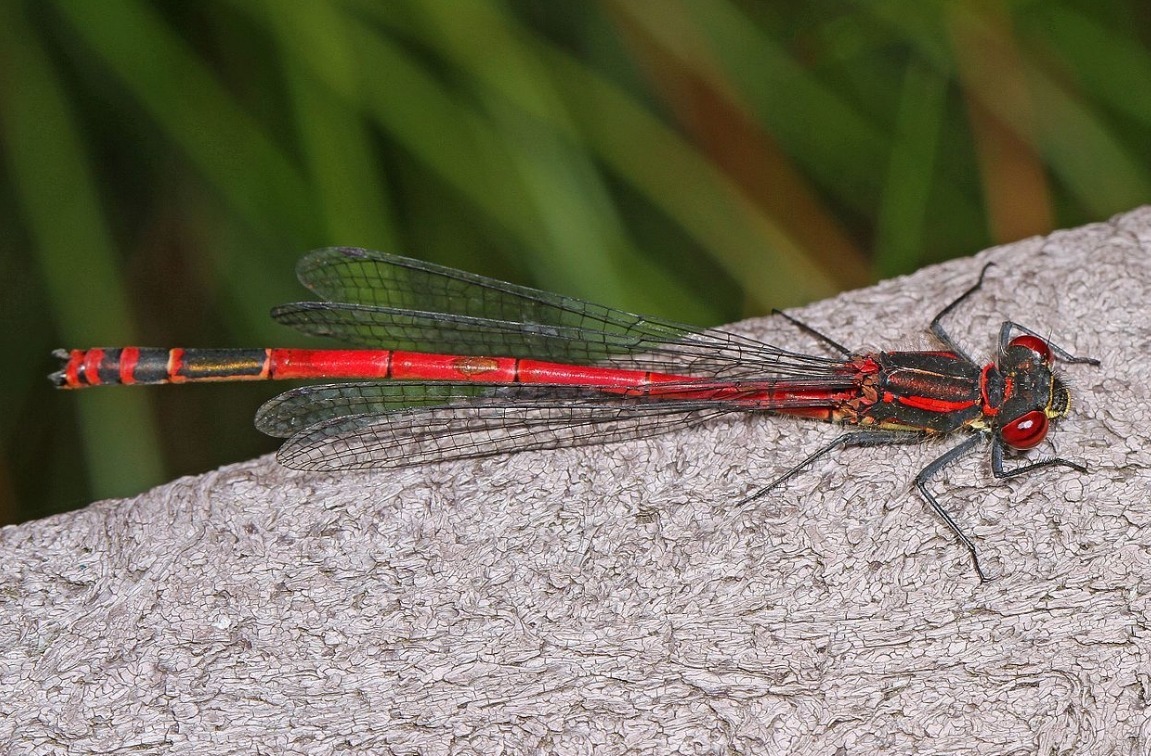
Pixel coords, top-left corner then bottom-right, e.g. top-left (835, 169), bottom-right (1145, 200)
top-left (741, 429), bottom-right (991, 579)
top-left (928, 262), bottom-right (995, 364)
top-left (990, 437), bottom-right (1088, 477)
top-left (997, 321), bottom-right (1100, 365)
top-left (737, 429), bottom-right (925, 507)
top-left (913, 434), bottom-right (988, 581)
top-left (771, 309), bottom-right (852, 356)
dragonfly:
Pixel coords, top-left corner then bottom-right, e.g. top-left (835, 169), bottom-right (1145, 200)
top-left (52, 247), bottom-right (1098, 580)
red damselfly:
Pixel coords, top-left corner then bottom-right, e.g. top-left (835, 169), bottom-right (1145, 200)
top-left (52, 248), bottom-right (1098, 580)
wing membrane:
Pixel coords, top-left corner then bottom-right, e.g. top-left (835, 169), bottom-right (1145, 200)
top-left (275, 400), bottom-right (736, 471)
top-left (259, 248), bottom-right (858, 471)
top-left (275, 247), bottom-right (847, 379)
top-left (257, 380), bottom-right (857, 471)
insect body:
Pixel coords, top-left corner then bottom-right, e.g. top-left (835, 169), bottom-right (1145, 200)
top-left (53, 249), bottom-right (1098, 579)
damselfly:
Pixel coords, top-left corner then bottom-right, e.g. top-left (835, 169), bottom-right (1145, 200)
top-left (52, 248), bottom-right (1098, 579)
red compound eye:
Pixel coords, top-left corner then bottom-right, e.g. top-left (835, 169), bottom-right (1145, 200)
top-left (1000, 410), bottom-right (1049, 449)
top-left (1008, 334), bottom-right (1053, 365)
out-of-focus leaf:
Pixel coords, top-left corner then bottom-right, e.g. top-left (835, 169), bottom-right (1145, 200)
top-left (0, 3), bottom-right (164, 499)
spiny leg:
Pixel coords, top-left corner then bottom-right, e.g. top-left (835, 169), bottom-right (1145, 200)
top-left (770, 309), bottom-right (852, 356)
top-left (928, 262), bottom-right (995, 364)
top-left (739, 428), bottom-right (994, 580)
top-left (737, 430), bottom-right (925, 508)
top-left (913, 434), bottom-right (987, 581)
top-left (990, 437), bottom-right (1088, 478)
top-left (997, 321), bottom-right (1100, 365)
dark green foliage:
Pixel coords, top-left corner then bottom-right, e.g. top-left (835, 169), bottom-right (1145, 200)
top-left (1, 1), bottom-right (1147, 522)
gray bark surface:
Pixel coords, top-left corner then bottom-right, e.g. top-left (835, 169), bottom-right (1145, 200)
top-left (3, 210), bottom-right (1149, 754)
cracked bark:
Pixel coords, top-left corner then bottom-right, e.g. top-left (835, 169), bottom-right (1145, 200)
top-left (2, 209), bottom-right (1149, 753)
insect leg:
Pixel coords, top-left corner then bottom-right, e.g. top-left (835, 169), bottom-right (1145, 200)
top-left (997, 321), bottom-right (1100, 365)
top-left (990, 436), bottom-right (1088, 477)
top-left (913, 433), bottom-right (987, 581)
top-left (770, 309), bottom-right (852, 356)
top-left (927, 263), bottom-right (995, 364)
top-left (737, 429), bottom-right (925, 507)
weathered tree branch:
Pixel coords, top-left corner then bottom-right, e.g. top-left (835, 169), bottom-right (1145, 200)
top-left (3, 209), bottom-right (1148, 753)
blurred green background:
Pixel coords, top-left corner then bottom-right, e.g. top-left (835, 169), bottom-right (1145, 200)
top-left (2, 1), bottom-right (1148, 525)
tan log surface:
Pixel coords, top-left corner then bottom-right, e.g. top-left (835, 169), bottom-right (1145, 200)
top-left (2, 210), bottom-right (1148, 754)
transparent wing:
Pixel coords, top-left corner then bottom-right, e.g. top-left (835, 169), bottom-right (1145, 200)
top-left (257, 380), bottom-right (856, 471)
top-left (260, 248), bottom-right (860, 471)
top-left (272, 247), bottom-right (848, 380)
top-left (275, 398), bottom-right (736, 471)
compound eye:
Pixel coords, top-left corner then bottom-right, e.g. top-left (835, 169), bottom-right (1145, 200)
top-left (1000, 410), bottom-right (1049, 449)
top-left (1008, 334), bottom-right (1053, 365)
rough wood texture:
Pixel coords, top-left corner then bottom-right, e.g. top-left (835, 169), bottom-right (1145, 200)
top-left (3, 210), bottom-right (1148, 754)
